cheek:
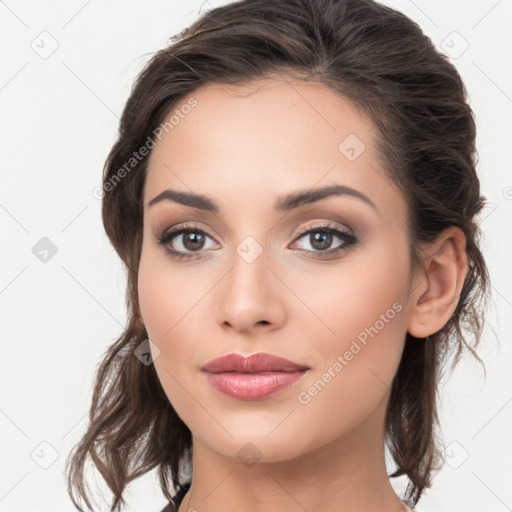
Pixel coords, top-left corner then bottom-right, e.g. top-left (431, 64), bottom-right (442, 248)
top-left (137, 244), bottom-right (214, 386)
top-left (294, 241), bottom-right (409, 426)
top-left (137, 257), bottom-right (172, 342)
top-left (319, 255), bottom-right (408, 355)
top-left (137, 240), bottom-right (202, 341)
top-left (325, 243), bottom-right (408, 361)
top-left (137, 253), bottom-right (200, 415)
top-left (137, 246), bottom-right (191, 369)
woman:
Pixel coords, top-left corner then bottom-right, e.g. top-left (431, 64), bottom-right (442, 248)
top-left (65, 0), bottom-right (490, 511)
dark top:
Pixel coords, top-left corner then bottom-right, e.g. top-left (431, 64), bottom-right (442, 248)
top-left (159, 481), bottom-right (191, 512)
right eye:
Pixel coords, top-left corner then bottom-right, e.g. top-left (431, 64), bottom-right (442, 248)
top-left (157, 224), bottom-right (219, 260)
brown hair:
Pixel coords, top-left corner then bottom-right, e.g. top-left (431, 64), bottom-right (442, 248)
top-left (65, 0), bottom-right (491, 509)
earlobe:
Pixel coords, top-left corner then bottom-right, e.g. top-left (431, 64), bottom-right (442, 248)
top-left (407, 226), bottom-right (468, 339)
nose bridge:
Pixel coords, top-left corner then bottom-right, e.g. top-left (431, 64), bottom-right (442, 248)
top-left (213, 231), bottom-right (285, 332)
top-left (227, 233), bottom-right (270, 306)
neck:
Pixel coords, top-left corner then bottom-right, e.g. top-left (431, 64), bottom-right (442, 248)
top-left (178, 394), bottom-right (407, 512)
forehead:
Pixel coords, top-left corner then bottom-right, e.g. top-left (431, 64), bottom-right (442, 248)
top-left (144, 76), bottom-right (404, 222)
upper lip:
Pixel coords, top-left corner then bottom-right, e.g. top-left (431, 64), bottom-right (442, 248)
top-left (201, 352), bottom-right (310, 373)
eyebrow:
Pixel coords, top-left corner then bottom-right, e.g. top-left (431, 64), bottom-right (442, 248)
top-left (147, 184), bottom-right (377, 213)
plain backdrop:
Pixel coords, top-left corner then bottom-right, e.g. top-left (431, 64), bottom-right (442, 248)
top-left (1, 1), bottom-right (511, 511)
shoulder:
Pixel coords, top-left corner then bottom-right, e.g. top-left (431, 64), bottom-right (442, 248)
top-left (159, 481), bottom-right (191, 512)
top-left (401, 499), bottom-right (416, 511)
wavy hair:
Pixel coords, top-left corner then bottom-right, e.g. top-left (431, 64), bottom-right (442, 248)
top-left (65, 0), bottom-right (491, 509)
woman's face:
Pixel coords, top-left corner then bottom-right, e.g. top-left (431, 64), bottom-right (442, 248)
top-left (138, 77), bottom-right (414, 462)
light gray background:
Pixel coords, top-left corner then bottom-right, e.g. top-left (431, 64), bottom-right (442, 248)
top-left (1, 1), bottom-right (511, 511)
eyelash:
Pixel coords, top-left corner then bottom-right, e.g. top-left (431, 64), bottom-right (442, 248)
top-left (156, 222), bottom-right (358, 261)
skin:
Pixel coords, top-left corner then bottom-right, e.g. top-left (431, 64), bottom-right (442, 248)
top-left (137, 75), bottom-right (468, 512)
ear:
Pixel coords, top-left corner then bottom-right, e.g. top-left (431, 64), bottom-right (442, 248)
top-left (407, 226), bottom-right (468, 339)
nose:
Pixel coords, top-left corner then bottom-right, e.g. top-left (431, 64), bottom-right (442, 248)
top-left (214, 248), bottom-right (286, 335)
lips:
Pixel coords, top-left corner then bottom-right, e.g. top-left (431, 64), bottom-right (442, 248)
top-left (201, 352), bottom-right (310, 374)
top-left (201, 352), bottom-right (310, 400)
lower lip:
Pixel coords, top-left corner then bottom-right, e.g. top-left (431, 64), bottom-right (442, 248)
top-left (204, 370), bottom-right (308, 400)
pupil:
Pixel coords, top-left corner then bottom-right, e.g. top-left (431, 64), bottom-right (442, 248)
top-left (184, 232), bottom-right (204, 250)
top-left (311, 231), bottom-right (332, 250)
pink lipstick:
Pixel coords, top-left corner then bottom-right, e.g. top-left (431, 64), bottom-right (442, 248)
top-left (201, 352), bottom-right (310, 400)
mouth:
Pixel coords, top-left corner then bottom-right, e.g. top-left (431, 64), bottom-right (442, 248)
top-left (201, 352), bottom-right (311, 400)
top-left (203, 368), bottom-right (310, 401)
top-left (201, 352), bottom-right (310, 374)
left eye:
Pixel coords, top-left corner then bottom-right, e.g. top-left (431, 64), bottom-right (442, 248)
top-left (290, 225), bottom-right (357, 255)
